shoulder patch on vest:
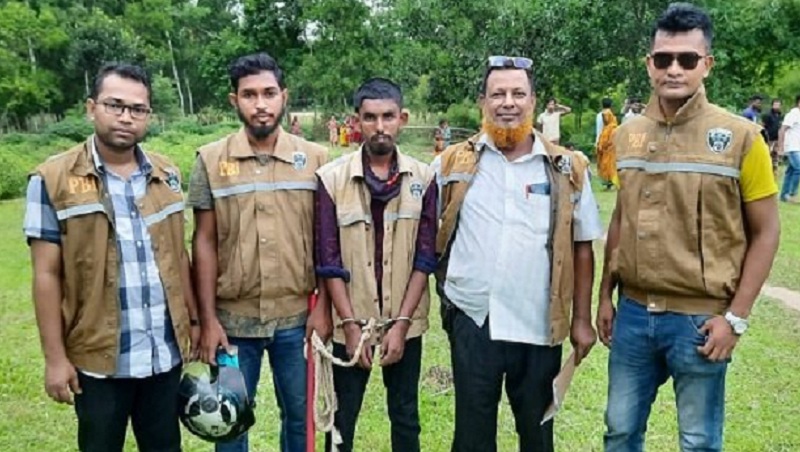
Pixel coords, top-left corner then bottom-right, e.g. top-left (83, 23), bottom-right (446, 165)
top-left (553, 154), bottom-right (572, 174)
top-left (165, 168), bottom-right (181, 192)
top-left (292, 151), bottom-right (308, 171)
top-left (706, 128), bottom-right (733, 154)
top-left (409, 180), bottom-right (424, 200)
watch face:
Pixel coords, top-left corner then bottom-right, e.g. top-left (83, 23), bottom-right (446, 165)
top-left (733, 321), bottom-right (747, 335)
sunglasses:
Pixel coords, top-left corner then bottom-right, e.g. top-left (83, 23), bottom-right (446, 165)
top-left (487, 55), bottom-right (534, 70)
top-left (651, 52), bottom-right (707, 70)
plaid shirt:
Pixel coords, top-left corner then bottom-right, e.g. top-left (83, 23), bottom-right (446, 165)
top-left (23, 138), bottom-right (181, 378)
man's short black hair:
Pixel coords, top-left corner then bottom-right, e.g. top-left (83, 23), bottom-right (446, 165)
top-left (750, 94), bottom-right (764, 102)
top-left (602, 98), bottom-right (613, 109)
top-left (352, 78), bottom-right (403, 112)
top-left (480, 65), bottom-right (536, 95)
top-left (90, 62), bottom-right (151, 103)
top-left (439, 119), bottom-right (448, 126)
top-left (651, 3), bottom-right (714, 52)
top-left (229, 52), bottom-right (285, 92)
top-left (547, 97), bottom-right (556, 104)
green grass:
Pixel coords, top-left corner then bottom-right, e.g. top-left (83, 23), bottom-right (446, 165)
top-left (1, 137), bottom-right (800, 451)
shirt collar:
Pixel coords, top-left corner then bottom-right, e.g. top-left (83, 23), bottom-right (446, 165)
top-left (90, 135), bottom-right (152, 176)
top-left (475, 132), bottom-right (546, 161)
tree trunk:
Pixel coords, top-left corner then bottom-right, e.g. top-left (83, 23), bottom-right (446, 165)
top-left (27, 36), bottom-right (36, 73)
top-left (84, 70), bottom-right (90, 98)
top-left (185, 75), bottom-right (194, 115)
top-left (165, 31), bottom-right (186, 116)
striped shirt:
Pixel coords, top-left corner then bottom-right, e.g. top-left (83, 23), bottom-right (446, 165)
top-left (23, 138), bottom-right (180, 378)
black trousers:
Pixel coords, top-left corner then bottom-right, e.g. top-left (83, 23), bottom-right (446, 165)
top-left (73, 365), bottom-right (182, 452)
top-left (448, 309), bottom-right (562, 452)
top-left (325, 337), bottom-right (422, 452)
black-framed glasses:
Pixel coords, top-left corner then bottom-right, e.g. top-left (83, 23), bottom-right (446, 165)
top-left (100, 101), bottom-right (152, 120)
top-left (651, 52), bottom-right (707, 70)
top-left (487, 55), bottom-right (534, 70)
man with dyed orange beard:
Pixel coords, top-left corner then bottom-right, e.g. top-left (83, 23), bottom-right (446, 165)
top-left (432, 56), bottom-right (604, 452)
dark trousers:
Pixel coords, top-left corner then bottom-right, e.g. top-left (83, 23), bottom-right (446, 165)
top-left (74, 365), bottom-right (182, 452)
top-left (448, 309), bottom-right (562, 452)
top-left (325, 337), bottom-right (423, 452)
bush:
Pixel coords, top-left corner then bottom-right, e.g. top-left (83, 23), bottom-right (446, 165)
top-left (445, 100), bottom-right (481, 131)
top-left (41, 116), bottom-right (93, 142)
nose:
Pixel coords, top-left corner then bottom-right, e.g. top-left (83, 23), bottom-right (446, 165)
top-left (666, 57), bottom-right (683, 75)
top-left (255, 94), bottom-right (269, 109)
top-left (501, 92), bottom-right (515, 108)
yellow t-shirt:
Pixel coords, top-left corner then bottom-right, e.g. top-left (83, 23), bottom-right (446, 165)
top-left (740, 134), bottom-right (778, 202)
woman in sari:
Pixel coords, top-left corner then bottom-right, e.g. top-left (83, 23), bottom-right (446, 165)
top-left (596, 108), bottom-right (619, 189)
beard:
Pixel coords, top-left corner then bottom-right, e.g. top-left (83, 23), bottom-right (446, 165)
top-left (237, 106), bottom-right (284, 140)
top-left (481, 112), bottom-right (533, 149)
top-left (364, 134), bottom-right (396, 156)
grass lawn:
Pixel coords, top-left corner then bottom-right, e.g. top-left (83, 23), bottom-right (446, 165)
top-left (1, 135), bottom-right (799, 451)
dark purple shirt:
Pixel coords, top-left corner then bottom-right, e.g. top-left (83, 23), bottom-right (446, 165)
top-left (314, 157), bottom-right (438, 304)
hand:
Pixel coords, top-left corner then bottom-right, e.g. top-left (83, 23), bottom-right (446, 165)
top-left (45, 357), bottom-right (81, 405)
top-left (380, 321), bottom-right (410, 367)
top-left (306, 303), bottom-right (333, 344)
top-left (189, 324), bottom-right (201, 361)
top-left (200, 317), bottom-right (231, 366)
top-left (697, 316), bottom-right (740, 361)
top-left (343, 323), bottom-right (372, 369)
top-left (570, 318), bottom-right (597, 366)
top-left (596, 296), bottom-right (616, 347)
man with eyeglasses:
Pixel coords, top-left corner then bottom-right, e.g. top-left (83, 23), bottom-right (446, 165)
top-left (433, 55), bottom-right (603, 452)
top-left (23, 62), bottom-right (199, 452)
top-left (598, 3), bottom-right (780, 451)
top-left (188, 52), bottom-right (331, 452)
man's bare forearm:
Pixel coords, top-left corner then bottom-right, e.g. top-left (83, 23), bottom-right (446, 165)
top-left (181, 251), bottom-right (198, 321)
top-left (325, 278), bottom-right (354, 320)
top-left (573, 242), bottom-right (594, 321)
top-left (192, 227), bottom-right (218, 323)
top-left (31, 243), bottom-right (67, 363)
top-left (397, 270), bottom-right (428, 319)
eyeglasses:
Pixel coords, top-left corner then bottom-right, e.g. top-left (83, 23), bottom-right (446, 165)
top-left (651, 52), bottom-right (707, 70)
top-left (100, 101), bottom-right (152, 120)
top-left (487, 55), bottom-right (534, 70)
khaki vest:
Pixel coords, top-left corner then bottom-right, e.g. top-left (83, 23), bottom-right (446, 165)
top-left (198, 128), bottom-right (327, 321)
top-left (611, 87), bottom-right (762, 315)
top-left (317, 150), bottom-right (434, 345)
top-left (435, 132), bottom-right (587, 345)
top-left (33, 138), bottom-right (190, 375)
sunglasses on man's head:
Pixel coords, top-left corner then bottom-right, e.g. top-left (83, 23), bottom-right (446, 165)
top-left (487, 55), bottom-right (534, 70)
top-left (651, 52), bottom-right (707, 70)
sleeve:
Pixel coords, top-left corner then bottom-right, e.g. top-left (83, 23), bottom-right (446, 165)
top-left (573, 170), bottom-right (604, 242)
top-left (314, 177), bottom-right (350, 281)
top-left (740, 134), bottom-right (779, 203)
top-left (186, 156), bottom-right (214, 210)
top-left (23, 175), bottom-right (62, 245)
top-left (412, 182), bottom-right (438, 274)
top-left (595, 113), bottom-right (604, 144)
top-left (783, 109), bottom-right (800, 127)
top-left (536, 113), bottom-right (544, 125)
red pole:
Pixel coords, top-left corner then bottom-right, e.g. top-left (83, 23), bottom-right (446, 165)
top-left (306, 292), bottom-right (318, 452)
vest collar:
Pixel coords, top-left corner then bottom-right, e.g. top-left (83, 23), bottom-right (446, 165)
top-left (349, 147), bottom-right (415, 180)
top-left (644, 85), bottom-right (709, 125)
top-left (228, 126), bottom-right (297, 163)
top-left (71, 135), bottom-right (171, 181)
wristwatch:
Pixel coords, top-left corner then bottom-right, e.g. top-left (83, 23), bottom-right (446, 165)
top-left (724, 311), bottom-right (749, 335)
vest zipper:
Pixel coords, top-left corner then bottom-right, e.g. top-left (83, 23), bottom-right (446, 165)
top-left (665, 121), bottom-right (673, 141)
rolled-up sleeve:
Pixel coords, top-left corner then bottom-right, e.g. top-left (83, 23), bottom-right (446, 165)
top-left (573, 170), bottom-right (604, 242)
top-left (412, 182), bottom-right (438, 274)
top-left (23, 175), bottom-right (61, 245)
top-left (314, 177), bottom-right (351, 282)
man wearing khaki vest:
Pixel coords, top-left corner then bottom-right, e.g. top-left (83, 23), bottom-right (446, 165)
top-left (433, 57), bottom-right (603, 452)
top-left (189, 52), bottom-right (331, 452)
top-left (315, 78), bottom-right (437, 452)
top-left (24, 63), bottom-right (199, 452)
top-left (598, 4), bottom-right (780, 451)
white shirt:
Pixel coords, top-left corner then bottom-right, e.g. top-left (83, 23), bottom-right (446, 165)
top-left (433, 135), bottom-right (603, 345)
top-left (595, 111), bottom-right (604, 145)
top-left (623, 111), bottom-right (640, 123)
top-left (783, 107), bottom-right (800, 153)
top-left (537, 111), bottom-right (563, 141)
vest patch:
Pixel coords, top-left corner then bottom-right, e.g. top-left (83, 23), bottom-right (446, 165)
top-left (629, 133), bottom-right (647, 149)
top-left (219, 161), bottom-right (240, 177)
top-left (409, 180), bottom-right (424, 200)
top-left (165, 169), bottom-right (181, 192)
top-left (292, 151), bottom-right (308, 171)
top-left (707, 128), bottom-right (733, 153)
top-left (553, 155), bottom-right (572, 174)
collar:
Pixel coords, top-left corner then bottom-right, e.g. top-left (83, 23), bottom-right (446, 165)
top-left (89, 135), bottom-right (152, 176)
top-left (228, 126), bottom-right (297, 163)
top-left (71, 135), bottom-right (156, 177)
top-left (349, 146), bottom-right (415, 180)
top-left (643, 85), bottom-right (709, 125)
top-left (475, 132), bottom-right (546, 161)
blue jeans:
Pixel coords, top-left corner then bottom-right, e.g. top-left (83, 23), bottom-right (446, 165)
top-left (604, 297), bottom-right (728, 452)
top-left (216, 326), bottom-right (307, 452)
top-left (780, 151), bottom-right (800, 200)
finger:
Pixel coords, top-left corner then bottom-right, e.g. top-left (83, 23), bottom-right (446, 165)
top-left (56, 385), bottom-right (73, 405)
top-left (69, 372), bottom-right (82, 395)
top-left (205, 344), bottom-right (218, 365)
top-left (698, 322), bottom-right (710, 334)
top-left (362, 346), bottom-right (373, 370)
top-left (219, 333), bottom-right (231, 353)
top-left (573, 347), bottom-right (583, 366)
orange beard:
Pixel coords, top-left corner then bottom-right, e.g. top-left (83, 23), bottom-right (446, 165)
top-left (481, 113), bottom-right (533, 149)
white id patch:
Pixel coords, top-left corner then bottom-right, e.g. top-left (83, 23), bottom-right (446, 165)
top-left (292, 151), bottom-right (308, 171)
top-left (165, 169), bottom-right (181, 192)
top-left (409, 180), bottom-right (424, 200)
top-left (553, 155), bottom-right (572, 174)
top-left (706, 128), bottom-right (733, 154)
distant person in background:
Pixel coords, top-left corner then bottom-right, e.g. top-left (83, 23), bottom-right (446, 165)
top-left (622, 98), bottom-right (644, 123)
top-left (328, 115), bottom-right (339, 147)
top-left (434, 119), bottom-right (451, 155)
top-left (596, 107), bottom-right (619, 189)
top-left (742, 94), bottom-right (763, 123)
top-left (536, 97), bottom-right (571, 144)
top-left (290, 115), bottom-right (302, 136)
top-left (350, 114), bottom-right (362, 146)
top-left (441, 119), bottom-right (452, 148)
top-left (778, 94), bottom-right (800, 203)
top-left (596, 98), bottom-right (613, 145)
top-left (339, 117), bottom-right (350, 147)
top-left (762, 98), bottom-right (783, 178)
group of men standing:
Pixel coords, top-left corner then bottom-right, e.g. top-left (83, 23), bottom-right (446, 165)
top-left (25, 3), bottom-right (780, 452)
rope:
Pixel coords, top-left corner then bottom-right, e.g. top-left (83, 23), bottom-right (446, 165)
top-left (305, 318), bottom-right (379, 451)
